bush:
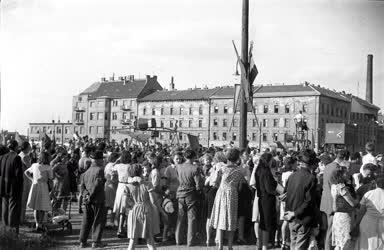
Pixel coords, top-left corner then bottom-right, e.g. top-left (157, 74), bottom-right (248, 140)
top-left (0, 225), bottom-right (55, 250)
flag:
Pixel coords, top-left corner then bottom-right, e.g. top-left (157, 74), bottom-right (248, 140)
top-left (248, 43), bottom-right (258, 86)
top-left (15, 132), bottom-right (24, 146)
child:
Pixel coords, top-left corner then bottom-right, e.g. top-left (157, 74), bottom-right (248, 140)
top-left (161, 189), bottom-right (177, 242)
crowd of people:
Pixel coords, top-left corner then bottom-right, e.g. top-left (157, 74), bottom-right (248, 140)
top-left (0, 137), bottom-right (383, 250)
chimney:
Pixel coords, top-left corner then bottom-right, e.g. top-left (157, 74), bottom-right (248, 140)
top-left (101, 77), bottom-right (106, 82)
top-left (146, 75), bottom-right (150, 82)
top-left (366, 54), bottom-right (373, 103)
top-left (109, 76), bottom-right (115, 81)
top-left (170, 76), bottom-right (175, 90)
top-left (129, 75), bottom-right (134, 81)
top-left (123, 76), bottom-right (127, 85)
top-left (118, 76), bottom-right (124, 81)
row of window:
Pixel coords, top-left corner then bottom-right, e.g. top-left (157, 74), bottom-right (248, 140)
top-left (256, 104), bottom-right (307, 114)
top-left (320, 103), bottom-right (348, 118)
top-left (211, 132), bottom-right (283, 142)
top-left (30, 126), bottom-right (71, 134)
top-left (143, 106), bottom-right (204, 116)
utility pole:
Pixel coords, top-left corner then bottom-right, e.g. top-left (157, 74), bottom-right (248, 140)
top-left (239, 0), bottom-right (249, 150)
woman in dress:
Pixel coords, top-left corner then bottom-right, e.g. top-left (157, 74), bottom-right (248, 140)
top-left (125, 163), bottom-right (159, 250)
top-left (51, 149), bottom-right (71, 211)
top-left (255, 153), bottom-right (278, 250)
top-left (104, 152), bottom-right (119, 227)
top-left (356, 175), bottom-right (384, 250)
top-left (113, 150), bottom-right (132, 237)
top-left (250, 154), bottom-right (261, 248)
top-left (24, 151), bottom-right (53, 232)
top-left (330, 169), bottom-right (358, 250)
top-left (204, 151), bottom-right (225, 246)
top-left (210, 148), bottom-right (246, 250)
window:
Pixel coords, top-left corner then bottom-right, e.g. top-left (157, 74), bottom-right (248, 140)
top-left (80, 126), bottom-right (84, 134)
top-left (90, 113), bottom-right (95, 120)
top-left (161, 108), bottom-right (164, 115)
top-left (89, 126), bottom-right (94, 134)
top-left (90, 101), bottom-right (95, 108)
top-left (189, 107), bottom-right (193, 115)
top-left (284, 118), bottom-right (289, 128)
top-left (130, 112), bottom-right (134, 120)
top-left (65, 127), bottom-right (69, 134)
top-left (170, 120), bottom-right (174, 128)
top-left (213, 119), bottom-right (218, 126)
top-left (143, 108), bottom-right (147, 115)
top-left (274, 105), bottom-right (279, 113)
top-left (224, 106), bottom-right (228, 114)
top-left (179, 133), bottom-right (183, 141)
top-left (223, 119), bottom-right (228, 127)
top-left (302, 103), bottom-right (308, 113)
top-left (160, 133), bottom-right (164, 140)
top-left (179, 120), bottom-right (183, 128)
top-left (189, 120), bottom-right (193, 128)
top-left (263, 105), bottom-right (268, 113)
top-left (152, 108), bottom-right (155, 115)
top-left (105, 113), bottom-right (108, 120)
top-left (97, 112), bottom-right (103, 120)
top-left (97, 126), bottom-right (102, 134)
top-left (273, 133), bottom-right (278, 141)
top-left (112, 112), bottom-right (118, 120)
top-left (273, 119), bottom-right (279, 127)
top-left (285, 104), bottom-right (290, 113)
top-left (170, 108), bottom-right (174, 115)
top-left (222, 132), bottom-right (227, 141)
top-left (180, 107), bottom-right (184, 115)
top-left (331, 107), bottom-right (334, 116)
top-left (252, 119), bottom-right (257, 127)
top-left (160, 120), bottom-right (164, 127)
top-left (321, 104), bottom-right (325, 114)
top-left (98, 101), bottom-right (103, 107)
top-left (213, 132), bottom-right (218, 140)
top-left (262, 119), bottom-right (268, 127)
top-left (232, 132), bottom-right (237, 141)
top-left (252, 133), bottom-right (257, 141)
top-left (56, 127), bottom-right (61, 134)
top-left (169, 134), bottom-right (173, 140)
top-left (130, 100), bottom-right (134, 106)
top-left (199, 106), bottom-right (203, 115)
top-left (214, 106), bottom-right (219, 113)
top-left (198, 120), bottom-right (203, 128)
top-left (43, 126), bottom-right (46, 132)
top-left (112, 100), bottom-right (118, 107)
top-left (262, 133), bottom-right (267, 142)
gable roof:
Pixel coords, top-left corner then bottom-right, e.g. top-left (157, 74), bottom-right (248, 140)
top-left (257, 84), bottom-right (314, 93)
top-left (351, 95), bottom-right (380, 110)
top-left (310, 85), bottom-right (350, 102)
top-left (138, 88), bottom-right (219, 102)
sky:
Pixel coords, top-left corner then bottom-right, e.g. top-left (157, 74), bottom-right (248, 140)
top-left (1, 0), bottom-right (384, 134)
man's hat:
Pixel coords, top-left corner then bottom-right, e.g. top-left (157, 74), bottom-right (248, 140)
top-left (91, 150), bottom-right (104, 160)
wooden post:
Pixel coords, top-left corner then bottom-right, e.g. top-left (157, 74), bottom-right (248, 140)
top-left (239, 0), bottom-right (249, 150)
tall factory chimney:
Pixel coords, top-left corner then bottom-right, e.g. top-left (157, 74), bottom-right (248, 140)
top-left (366, 54), bottom-right (373, 103)
top-left (170, 76), bottom-right (175, 90)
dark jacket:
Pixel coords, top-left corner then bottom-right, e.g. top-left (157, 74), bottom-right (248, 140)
top-left (80, 165), bottom-right (106, 204)
top-left (176, 162), bottom-right (203, 198)
top-left (285, 168), bottom-right (318, 226)
top-left (255, 166), bottom-right (277, 198)
top-left (0, 151), bottom-right (24, 198)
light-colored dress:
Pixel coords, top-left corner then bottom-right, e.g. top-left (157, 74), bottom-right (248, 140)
top-left (113, 163), bottom-right (131, 214)
top-left (250, 164), bottom-right (259, 222)
top-left (210, 165), bottom-right (245, 231)
top-left (358, 188), bottom-right (384, 250)
top-left (331, 183), bottom-right (353, 249)
top-left (26, 163), bottom-right (53, 211)
top-left (104, 162), bottom-right (118, 209)
top-left (125, 177), bottom-right (160, 239)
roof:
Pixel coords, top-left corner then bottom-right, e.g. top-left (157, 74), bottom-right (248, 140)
top-left (351, 95), bottom-right (380, 110)
top-left (256, 84), bottom-right (314, 93)
top-left (310, 85), bottom-right (350, 102)
top-left (210, 86), bottom-right (235, 98)
top-left (80, 79), bottom-right (147, 99)
top-left (138, 88), bottom-right (220, 102)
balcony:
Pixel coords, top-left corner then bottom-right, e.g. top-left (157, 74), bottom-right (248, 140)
top-left (74, 106), bottom-right (86, 112)
top-left (121, 119), bottom-right (131, 125)
top-left (74, 120), bottom-right (84, 125)
top-left (120, 105), bottom-right (131, 111)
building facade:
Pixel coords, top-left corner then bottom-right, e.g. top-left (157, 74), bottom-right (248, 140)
top-left (29, 121), bottom-right (73, 144)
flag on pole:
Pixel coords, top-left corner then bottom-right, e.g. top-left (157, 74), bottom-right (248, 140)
top-left (248, 46), bottom-right (258, 86)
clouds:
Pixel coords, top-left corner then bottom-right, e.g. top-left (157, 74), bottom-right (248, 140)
top-left (1, 0), bottom-right (383, 134)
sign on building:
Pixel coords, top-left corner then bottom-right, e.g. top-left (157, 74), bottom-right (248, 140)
top-left (325, 123), bottom-right (345, 144)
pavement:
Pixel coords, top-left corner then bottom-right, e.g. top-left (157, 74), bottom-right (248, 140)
top-left (22, 202), bottom-right (271, 250)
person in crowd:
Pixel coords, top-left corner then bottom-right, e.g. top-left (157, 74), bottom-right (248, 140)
top-left (353, 163), bottom-right (376, 190)
top-left (30, 144), bottom-right (39, 164)
top-left (125, 164), bottom-right (159, 250)
top-left (204, 151), bottom-right (225, 246)
top-left (67, 148), bottom-right (80, 201)
top-left (51, 148), bottom-right (71, 211)
top-left (78, 145), bottom-right (92, 174)
top-left (164, 151), bottom-right (183, 194)
top-left (250, 153), bottom-right (261, 248)
top-left (210, 148), bottom-right (246, 250)
top-left (113, 150), bottom-right (132, 237)
top-left (348, 152), bottom-right (362, 176)
top-left (330, 169), bottom-right (358, 249)
top-left (255, 153), bottom-right (278, 250)
top-left (284, 149), bottom-right (319, 250)
top-left (0, 140), bottom-right (24, 234)
top-left (175, 149), bottom-right (203, 247)
top-left (355, 175), bottom-right (384, 250)
top-left (79, 150), bottom-right (107, 248)
top-left (104, 152), bottom-right (119, 228)
top-left (279, 156), bottom-right (297, 250)
top-left (19, 141), bottom-right (32, 224)
top-left (24, 151), bottom-right (53, 232)
top-left (320, 149), bottom-right (347, 250)
top-left (361, 142), bottom-right (377, 171)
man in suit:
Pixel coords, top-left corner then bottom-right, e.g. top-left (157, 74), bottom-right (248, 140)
top-left (19, 141), bottom-right (31, 224)
top-left (0, 140), bottom-right (24, 233)
top-left (79, 150), bottom-right (107, 248)
top-left (320, 150), bottom-right (347, 250)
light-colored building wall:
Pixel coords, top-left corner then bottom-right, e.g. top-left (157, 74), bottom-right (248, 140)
top-left (29, 122), bottom-right (73, 144)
